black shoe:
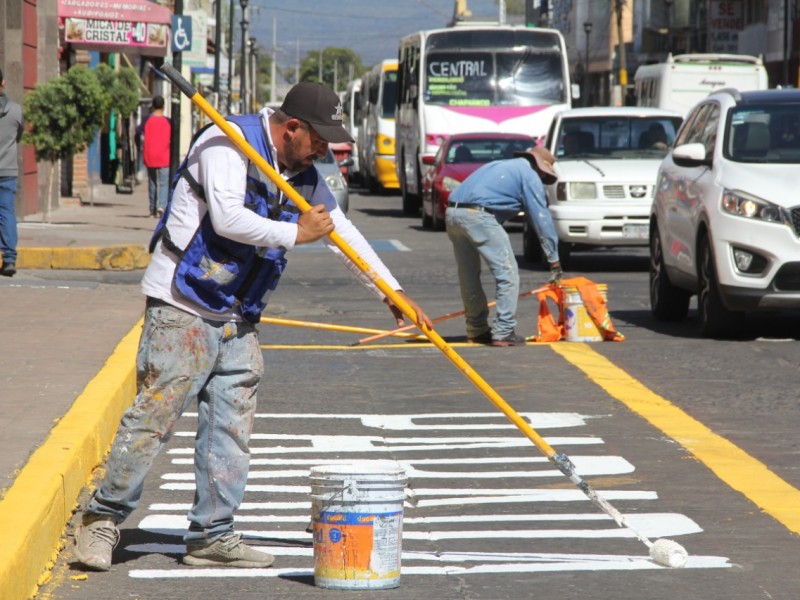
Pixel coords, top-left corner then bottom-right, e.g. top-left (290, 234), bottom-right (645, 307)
top-left (467, 331), bottom-right (493, 344)
top-left (1, 262), bottom-right (16, 277)
top-left (491, 332), bottom-right (527, 347)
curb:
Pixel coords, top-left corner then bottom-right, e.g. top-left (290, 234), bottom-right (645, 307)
top-left (17, 245), bottom-right (151, 271)
top-left (0, 321), bottom-right (141, 600)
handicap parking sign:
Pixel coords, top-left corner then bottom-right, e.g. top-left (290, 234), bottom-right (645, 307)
top-left (171, 15), bottom-right (192, 53)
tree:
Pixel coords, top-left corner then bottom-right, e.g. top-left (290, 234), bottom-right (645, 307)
top-left (296, 47), bottom-right (366, 91)
top-left (22, 66), bottom-right (107, 221)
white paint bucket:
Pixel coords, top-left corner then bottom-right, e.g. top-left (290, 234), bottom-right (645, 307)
top-left (310, 461), bottom-right (407, 590)
top-left (563, 284), bottom-right (608, 342)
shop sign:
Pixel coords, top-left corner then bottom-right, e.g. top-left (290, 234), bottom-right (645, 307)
top-left (64, 17), bottom-right (168, 49)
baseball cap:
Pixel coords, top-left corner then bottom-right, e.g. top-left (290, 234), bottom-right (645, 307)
top-left (513, 146), bottom-right (558, 185)
top-left (280, 81), bottom-right (353, 144)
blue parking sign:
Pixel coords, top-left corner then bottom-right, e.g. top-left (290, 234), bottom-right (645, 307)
top-left (171, 15), bottom-right (192, 53)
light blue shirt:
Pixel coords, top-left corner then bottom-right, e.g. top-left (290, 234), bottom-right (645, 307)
top-left (449, 157), bottom-right (559, 260)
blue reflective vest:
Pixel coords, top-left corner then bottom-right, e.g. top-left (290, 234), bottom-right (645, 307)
top-left (150, 114), bottom-right (318, 323)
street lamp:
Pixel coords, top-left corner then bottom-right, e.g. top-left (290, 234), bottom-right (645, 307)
top-left (240, 0), bottom-right (249, 114)
top-left (583, 21), bottom-right (592, 107)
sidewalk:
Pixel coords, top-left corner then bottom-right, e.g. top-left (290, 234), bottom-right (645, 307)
top-left (0, 180), bottom-right (155, 600)
top-left (17, 179), bottom-right (154, 270)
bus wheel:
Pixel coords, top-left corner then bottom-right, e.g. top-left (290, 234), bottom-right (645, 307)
top-left (401, 165), bottom-right (420, 215)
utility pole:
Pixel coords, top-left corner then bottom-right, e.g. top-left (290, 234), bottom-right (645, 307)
top-left (271, 17), bottom-right (277, 104)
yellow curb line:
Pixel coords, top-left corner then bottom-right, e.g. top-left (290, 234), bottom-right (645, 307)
top-left (17, 246), bottom-right (150, 271)
top-left (551, 342), bottom-right (800, 536)
top-left (0, 320), bottom-right (142, 600)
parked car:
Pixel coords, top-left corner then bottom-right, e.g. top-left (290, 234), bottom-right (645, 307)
top-left (650, 88), bottom-right (800, 337)
top-left (420, 132), bottom-right (534, 231)
top-left (315, 147), bottom-right (353, 214)
top-left (524, 107), bottom-right (683, 264)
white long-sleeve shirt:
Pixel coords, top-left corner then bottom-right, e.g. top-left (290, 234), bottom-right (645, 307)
top-left (141, 108), bottom-right (400, 322)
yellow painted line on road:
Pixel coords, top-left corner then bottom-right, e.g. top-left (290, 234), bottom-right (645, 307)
top-left (0, 320), bottom-right (141, 600)
top-left (551, 342), bottom-right (800, 536)
top-left (17, 245), bottom-right (150, 270)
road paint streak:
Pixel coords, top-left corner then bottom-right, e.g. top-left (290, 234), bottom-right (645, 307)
top-left (551, 343), bottom-right (800, 535)
top-left (139, 512), bottom-right (701, 538)
top-left (128, 553), bottom-right (730, 579)
top-left (160, 456), bottom-right (634, 480)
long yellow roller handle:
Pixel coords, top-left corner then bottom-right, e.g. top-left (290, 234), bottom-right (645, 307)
top-left (159, 63), bottom-right (556, 459)
top-left (260, 316), bottom-right (427, 340)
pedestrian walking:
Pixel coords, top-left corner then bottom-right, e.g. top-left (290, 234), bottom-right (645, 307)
top-left (445, 146), bottom-right (562, 346)
top-left (141, 95), bottom-right (171, 217)
top-left (73, 81), bottom-right (431, 571)
top-left (0, 68), bottom-right (24, 277)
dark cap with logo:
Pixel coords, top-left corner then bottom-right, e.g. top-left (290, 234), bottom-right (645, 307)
top-left (279, 81), bottom-right (353, 144)
top-left (513, 146), bottom-right (558, 185)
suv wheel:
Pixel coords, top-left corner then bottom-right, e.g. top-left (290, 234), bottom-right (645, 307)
top-left (697, 234), bottom-right (742, 338)
top-left (649, 224), bottom-right (690, 321)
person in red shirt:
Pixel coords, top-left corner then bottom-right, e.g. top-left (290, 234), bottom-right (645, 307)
top-left (141, 95), bottom-right (172, 217)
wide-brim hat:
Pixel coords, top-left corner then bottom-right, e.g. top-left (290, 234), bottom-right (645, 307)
top-left (280, 81), bottom-right (354, 144)
top-left (513, 146), bottom-right (558, 185)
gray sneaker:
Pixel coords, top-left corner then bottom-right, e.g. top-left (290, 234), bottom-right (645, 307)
top-left (74, 514), bottom-right (120, 571)
top-left (183, 532), bottom-right (275, 568)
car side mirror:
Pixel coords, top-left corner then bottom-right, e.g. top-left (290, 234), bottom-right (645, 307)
top-left (422, 155), bottom-right (437, 166)
top-left (672, 142), bottom-right (711, 167)
top-left (571, 83), bottom-right (581, 101)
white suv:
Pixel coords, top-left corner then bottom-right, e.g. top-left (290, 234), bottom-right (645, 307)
top-left (650, 88), bottom-right (800, 337)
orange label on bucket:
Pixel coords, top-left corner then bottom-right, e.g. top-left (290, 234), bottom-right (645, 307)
top-left (314, 511), bottom-right (402, 584)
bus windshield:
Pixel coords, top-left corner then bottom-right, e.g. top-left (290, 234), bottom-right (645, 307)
top-left (425, 49), bottom-right (565, 107)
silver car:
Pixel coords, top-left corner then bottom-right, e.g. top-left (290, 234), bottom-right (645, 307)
top-left (314, 148), bottom-right (352, 214)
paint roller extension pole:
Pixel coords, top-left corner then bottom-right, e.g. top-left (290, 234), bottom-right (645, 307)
top-left (351, 286), bottom-right (549, 347)
top-left (157, 63), bottom-right (687, 568)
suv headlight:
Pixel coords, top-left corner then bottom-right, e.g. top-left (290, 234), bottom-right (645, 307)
top-left (721, 189), bottom-right (786, 224)
top-left (556, 182), bottom-right (597, 201)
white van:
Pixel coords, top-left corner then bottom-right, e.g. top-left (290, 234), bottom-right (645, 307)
top-left (634, 53), bottom-right (768, 116)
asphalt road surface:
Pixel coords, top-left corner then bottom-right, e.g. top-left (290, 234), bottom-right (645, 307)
top-left (40, 189), bottom-right (800, 600)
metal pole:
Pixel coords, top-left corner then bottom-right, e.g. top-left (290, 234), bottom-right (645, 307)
top-left (213, 0), bottom-right (222, 98)
top-left (240, 0), bottom-right (249, 114)
top-left (250, 37), bottom-right (257, 111)
top-left (170, 0), bottom-right (184, 182)
top-left (228, 0), bottom-right (234, 113)
top-left (584, 22), bottom-right (592, 107)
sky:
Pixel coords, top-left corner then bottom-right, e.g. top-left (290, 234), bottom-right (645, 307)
top-left (248, 0), bottom-right (505, 72)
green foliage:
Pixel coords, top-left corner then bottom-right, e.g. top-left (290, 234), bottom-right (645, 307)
top-left (94, 63), bottom-right (141, 117)
top-left (296, 47), bottom-right (366, 89)
top-left (113, 68), bottom-right (141, 117)
top-left (22, 66), bottom-right (106, 164)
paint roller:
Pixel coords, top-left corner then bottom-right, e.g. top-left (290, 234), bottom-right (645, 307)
top-left (157, 63), bottom-right (688, 569)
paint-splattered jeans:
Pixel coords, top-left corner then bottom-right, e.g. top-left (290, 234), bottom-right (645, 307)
top-left (86, 298), bottom-right (263, 544)
top-left (446, 209), bottom-right (520, 340)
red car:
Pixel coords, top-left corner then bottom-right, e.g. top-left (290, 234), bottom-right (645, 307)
top-left (420, 132), bottom-right (535, 230)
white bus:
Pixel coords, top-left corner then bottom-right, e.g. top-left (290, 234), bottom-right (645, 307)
top-left (634, 53), bottom-right (768, 116)
top-left (340, 77), bottom-right (362, 181)
top-left (396, 25), bottom-right (573, 214)
top-left (356, 59), bottom-right (399, 193)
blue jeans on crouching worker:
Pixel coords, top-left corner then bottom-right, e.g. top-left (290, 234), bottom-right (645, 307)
top-left (86, 299), bottom-right (263, 544)
top-left (0, 176), bottom-right (18, 264)
top-left (446, 208), bottom-right (520, 340)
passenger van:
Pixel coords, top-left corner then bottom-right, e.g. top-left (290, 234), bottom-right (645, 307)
top-left (634, 53), bottom-right (768, 116)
